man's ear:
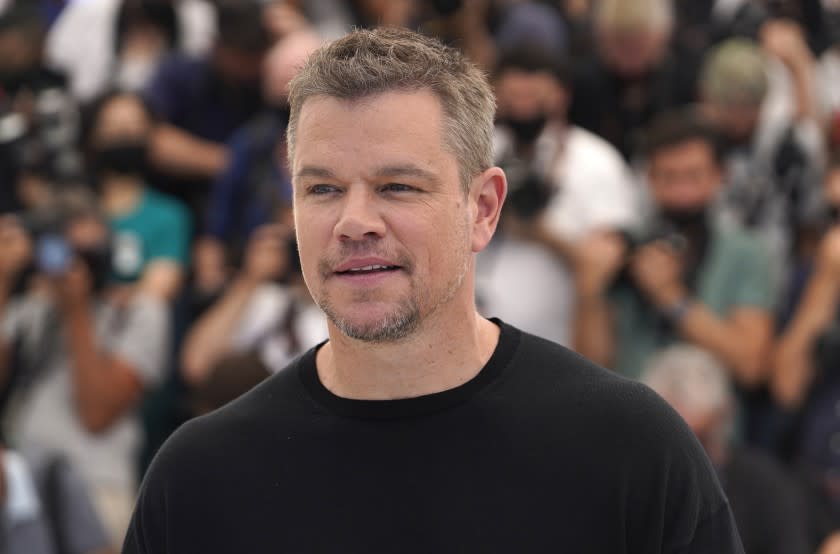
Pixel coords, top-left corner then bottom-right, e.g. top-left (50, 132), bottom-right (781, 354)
top-left (470, 167), bottom-right (507, 253)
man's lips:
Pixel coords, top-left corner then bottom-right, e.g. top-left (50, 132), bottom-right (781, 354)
top-left (333, 257), bottom-right (403, 275)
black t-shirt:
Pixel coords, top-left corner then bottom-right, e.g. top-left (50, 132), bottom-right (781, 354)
top-left (124, 321), bottom-right (744, 553)
top-left (721, 447), bottom-right (810, 554)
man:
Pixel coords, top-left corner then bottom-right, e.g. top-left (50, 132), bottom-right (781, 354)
top-left (643, 344), bottom-right (810, 554)
top-left (477, 45), bottom-right (638, 345)
top-left (573, 109), bottom-right (775, 387)
top-left (181, 222), bottom-right (325, 385)
top-left (142, 1), bottom-right (273, 221)
top-left (196, 30), bottom-right (321, 297)
top-left (0, 203), bottom-right (170, 546)
top-left (125, 28), bottom-right (743, 553)
top-left (568, 0), bottom-right (700, 159)
top-left (87, 91), bottom-right (190, 302)
top-left (699, 35), bottom-right (824, 289)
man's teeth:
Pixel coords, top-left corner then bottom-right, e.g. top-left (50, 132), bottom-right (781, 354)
top-left (348, 265), bottom-right (393, 272)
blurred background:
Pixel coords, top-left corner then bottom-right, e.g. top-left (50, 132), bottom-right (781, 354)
top-left (0, 0), bottom-right (839, 552)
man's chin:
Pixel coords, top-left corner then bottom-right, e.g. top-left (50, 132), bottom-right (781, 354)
top-left (326, 306), bottom-right (421, 343)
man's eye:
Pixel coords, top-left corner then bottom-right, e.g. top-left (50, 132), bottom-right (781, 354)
top-left (381, 183), bottom-right (415, 193)
top-left (309, 184), bottom-right (340, 195)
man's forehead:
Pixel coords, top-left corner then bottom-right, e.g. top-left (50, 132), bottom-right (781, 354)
top-left (297, 88), bottom-right (443, 118)
top-left (292, 90), bottom-right (448, 161)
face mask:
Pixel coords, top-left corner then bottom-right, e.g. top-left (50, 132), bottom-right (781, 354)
top-left (115, 57), bottom-right (159, 91)
top-left (503, 114), bottom-right (548, 145)
top-left (0, 66), bottom-right (37, 96)
top-left (660, 205), bottom-right (708, 230)
top-left (94, 141), bottom-right (148, 177)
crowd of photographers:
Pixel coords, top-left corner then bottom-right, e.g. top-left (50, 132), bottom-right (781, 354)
top-left (0, 0), bottom-right (839, 552)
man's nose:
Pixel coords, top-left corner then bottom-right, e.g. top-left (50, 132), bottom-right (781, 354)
top-left (333, 187), bottom-right (386, 241)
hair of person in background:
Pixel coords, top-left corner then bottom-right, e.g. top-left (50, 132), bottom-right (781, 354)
top-left (0, 3), bottom-right (43, 40)
top-left (642, 107), bottom-right (725, 166)
top-left (494, 2), bottom-right (567, 56)
top-left (492, 43), bottom-right (569, 88)
top-left (81, 90), bottom-right (157, 151)
top-left (215, 0), bottom-right (273, 54)
top-left (0, 4), bottom-right (45, 77)
top-left (113, 0), bottom-right (180, 56)
top-left (593, 0), bottom-right (673, 33)
top-left (642, 344), bottom-right (734, 426)
top-left (700, 38), bottom-right (769, 108)
top-left (285, 26), bottom-right (496, 192)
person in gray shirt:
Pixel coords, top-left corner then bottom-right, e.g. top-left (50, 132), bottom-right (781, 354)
top-left (0, 203), bottom-right (170, 546)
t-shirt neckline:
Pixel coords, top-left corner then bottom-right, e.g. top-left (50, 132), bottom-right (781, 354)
top-left (297, 318), bottom-right (520, 420)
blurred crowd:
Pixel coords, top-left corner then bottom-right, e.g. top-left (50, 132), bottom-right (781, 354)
top-left (0, 0), bottom-right (839, 552)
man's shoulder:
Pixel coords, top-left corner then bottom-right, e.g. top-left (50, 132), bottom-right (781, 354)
top-left (509, 330), bottom-right (690, 437)
top-left (506, 328), bottom-right (729, 527)
top-left (148, 359), bottom-right (308, 464)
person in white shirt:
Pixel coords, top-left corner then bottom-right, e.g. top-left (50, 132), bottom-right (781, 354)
top-left (476, 46), bottom-right (639, 346)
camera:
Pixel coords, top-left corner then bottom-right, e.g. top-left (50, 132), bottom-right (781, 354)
top-left (499, 156), bottom-right (554, 220)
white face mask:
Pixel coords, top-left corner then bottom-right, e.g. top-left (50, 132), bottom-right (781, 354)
top-left (115, 57), bottom-right (159, 92)
top-left (2, 450), bottom-right (41, 524)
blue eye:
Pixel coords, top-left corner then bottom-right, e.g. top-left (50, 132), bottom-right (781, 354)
top-left (381, 183), bottom-right (415, 193)
top-left (309, 184), bottom-right (340, 195)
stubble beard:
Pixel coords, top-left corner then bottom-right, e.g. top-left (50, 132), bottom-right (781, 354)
top-left (314, 226), bottom-right (472, 344)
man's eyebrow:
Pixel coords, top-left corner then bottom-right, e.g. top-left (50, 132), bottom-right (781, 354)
top-left (295, 164), bottom-right (442, 184)
top-left (373, 164), bottom-right (441, 184)
top-left (294, 166), bottom-right (337, 180)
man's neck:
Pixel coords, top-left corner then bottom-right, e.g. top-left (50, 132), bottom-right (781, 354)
top-left (101, 177), bottom-right (143, 217)
top-left (315, 307), bottom-right (500, 401)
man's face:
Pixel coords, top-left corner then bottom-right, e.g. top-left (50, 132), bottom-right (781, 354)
top-left (292, 90), bottom-right (477, 342)
top-left (92, 95), bottom-right (151, 146)
top-left (648, 139), bottom-right (722, 212)
top-left (597, 26), bottom-right (669, 78)
top-left (703, 102), bottom-right (761, 145)
top-left (495, 69), bottom-right (564, 121)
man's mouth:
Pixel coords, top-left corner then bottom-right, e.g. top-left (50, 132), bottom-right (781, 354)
top-left (335, 264), bottom-right (401, 276)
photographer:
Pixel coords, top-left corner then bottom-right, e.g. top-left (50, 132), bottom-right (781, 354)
top-left (86, 90), bottom-right (190, 302)
top-left (476, 45), bottom-right (637, 345)
top-left (769, 150), bottom-right (840, 542)
top-left (181, 222), bottom-right (325, 386)
top-left (573, 109), bottom-right (775, 386)
top-left (0, 203), bottom-right (169, 547)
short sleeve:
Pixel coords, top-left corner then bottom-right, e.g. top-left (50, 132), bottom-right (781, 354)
top-left (108, 294), bottom-right (170, 386)
top-left (146, 201), bottom-right (192, 268)
top-left (143, 57), bottom-right (189, 122)
top-left (731, 236), bottom-right (776, 311)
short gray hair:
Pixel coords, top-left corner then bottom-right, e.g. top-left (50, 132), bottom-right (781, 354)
top-left (700, 38), bottom-right (769, 107)
top-left (286, 27), bottom-right (496, 192)
top-left (641, 344), bottom-right (732, 417)
top-left (595, 0), bottom-right (674, 32)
